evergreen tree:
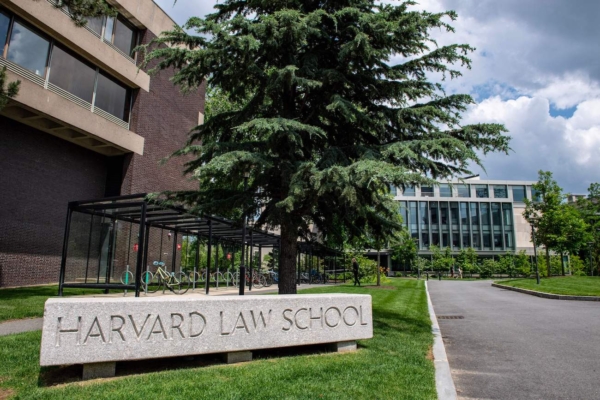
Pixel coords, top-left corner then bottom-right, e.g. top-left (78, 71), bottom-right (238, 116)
top-left (50, 0), bottom-right (116, 26)
top-left (0, 66), bottom-right (20, 111)
top-left (143, 0), bottom-right (510, 293)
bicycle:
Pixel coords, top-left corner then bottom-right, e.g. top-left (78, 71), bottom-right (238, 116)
top-left (120, 265), bottom-right (134, 285)
top-left (141, 261), bottom-right (190, 295)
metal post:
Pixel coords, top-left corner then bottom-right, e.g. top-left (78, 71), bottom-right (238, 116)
top-left (249, 230), bottom-right (253, 291)
top-left (134, 202), bottom-right (147, 297)
top-left (171, 230), bottom-right (178, 273)
top-left (258, 244), bottom-right (262, 285)
top-left (297, 245), bottom-right (302, 286)
top-left (215, 238), bottom-right (220, 289)
top-left (58, 204), bottom-right (74, 296)
top-left (194, 233), bottom-right (199, 290)
top-left (206, 220), bottom-right (212, 295)
top-left (239, 173), bottom-right (249, 295)
top-left (84, 214), bottom-right (94, 284)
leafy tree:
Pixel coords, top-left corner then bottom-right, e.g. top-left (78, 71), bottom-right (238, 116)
top-left (50, 0), bottom-right (116, 26)
top-left (548, 204), bottom-right (590, 275)
top-left (391, 232), bottom-right (418, 275)
top-left (479, 258), bottom-right (497, 279)
top-left (430, 245), bottom-right (453, 276)
top-left (524, 170), bottom-right (564, 277)
top-left (578, 183), bottom-right (600, 274)
top-left (143, 0), bottom-right (510, 293)
top-left (497, 252), bottom-right (515, 277)
top-left (0, 66), bottom-right (20, 111)
top-left (514, 250), bottom-right (531, 278)
top-left (456, 247), bottom-right (477, 277)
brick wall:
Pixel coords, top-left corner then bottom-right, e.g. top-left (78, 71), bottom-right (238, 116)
top-left (124, 29), bottom-right (206, 195)
top-left (0, 117), bottom-right (108, 287)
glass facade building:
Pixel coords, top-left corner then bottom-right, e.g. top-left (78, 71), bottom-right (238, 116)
top-left (394, 180), bottom-right (536, 256)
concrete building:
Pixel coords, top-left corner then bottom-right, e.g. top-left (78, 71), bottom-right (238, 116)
top-left (0, 0), bottom-right (205, 287)
top-left (377, 176), bottom-right (538, 272)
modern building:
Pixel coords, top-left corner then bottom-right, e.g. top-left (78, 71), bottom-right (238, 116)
top-left (377, 176), bottom-right (538, 272)
top-left (0, 0), bottom-right (205, 287)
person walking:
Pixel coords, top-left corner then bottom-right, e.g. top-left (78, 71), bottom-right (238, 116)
top-left (352, 258), bottom-right (361, 287)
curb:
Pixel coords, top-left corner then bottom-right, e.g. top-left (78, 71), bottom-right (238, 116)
top-left (425, 281), bottom-right (458, 400)
top-left (492, 283), bottom-right (600, 301)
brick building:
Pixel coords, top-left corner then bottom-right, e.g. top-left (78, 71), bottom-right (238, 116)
top-left (0, 0), bottom-right (205, 287)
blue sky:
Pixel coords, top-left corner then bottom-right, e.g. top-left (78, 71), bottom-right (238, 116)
top-left (155, 0), bottom-right (600, 194)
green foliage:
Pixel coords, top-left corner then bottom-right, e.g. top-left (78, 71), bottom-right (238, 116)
top-left (479, 258), bottom-right (498, 279)
top-left (570, 255), bottom-right (587, 276)
top-left (51, 0), bottom-right (116, 26)
top-left (141, 0), bottom-right (510, 292)
top-left (430, 245), bottom-right (454, 272)
top-left (524, 170), bottom-right (590, 276)
top-left (391, 232), bottom-right (418, 270)
top-left (577, 183), bottom-right (600, 274)
top-left (0, 66), bottom-right (20, 111)
top-left (514, 250), bottom-right (532, 278)
top-left (456, 247), bottom-right (478, 273)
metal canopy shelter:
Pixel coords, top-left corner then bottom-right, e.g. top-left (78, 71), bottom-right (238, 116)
top-left (58, 194), bottom-right (282, 297)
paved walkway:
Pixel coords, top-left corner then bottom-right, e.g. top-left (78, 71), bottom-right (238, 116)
top-left (0, 283), bottom-right (335, 336)
top-left (428, 280), bottom-right (600, 400)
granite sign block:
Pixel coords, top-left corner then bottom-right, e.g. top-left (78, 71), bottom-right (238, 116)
top-left (40, 294), bottom-right (373, 366)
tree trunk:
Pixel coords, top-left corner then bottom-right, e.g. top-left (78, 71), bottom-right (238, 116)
top-left (560, 252), bottom-right (565, 276)
top-left (278, 220), bottom-right (299, 294)
top-left (545, 246), bottom-right (551, 277)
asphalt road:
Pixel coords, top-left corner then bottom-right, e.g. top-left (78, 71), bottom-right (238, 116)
top-left (427, 280), bottom-right (600, 400)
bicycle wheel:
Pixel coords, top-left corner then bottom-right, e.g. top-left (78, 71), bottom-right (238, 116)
top-left (252, 273), bottom-right (263, 288)
top-left (259, 275), bottom-right (267, 288)
top-left (223, 272), bottom-right (234, 286)
top-left (142, 271), bottom-right (160, 293)
top-left (189, 270), bottom-right (201, 284)
top-left (120, 271), bottom-right (134, 285)
top-left (263, 274), bottom-right (273, 287)
top-left (170, 272), bottom-right (190, 295)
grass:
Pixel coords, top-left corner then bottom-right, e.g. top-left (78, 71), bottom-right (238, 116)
top-left (0, 279), bottom-right (435, 399)
top-left (497, 276), bottom-right (600, 296)
top-left (0, 286), bottom-right (118, 323)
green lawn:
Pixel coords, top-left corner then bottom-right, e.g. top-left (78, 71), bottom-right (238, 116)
top-left (0, 280), bottom-right (435, 400)
top-left (497, 276), bottom-right (600, 296)
top-left (0, 286), bottom-right (116, 322)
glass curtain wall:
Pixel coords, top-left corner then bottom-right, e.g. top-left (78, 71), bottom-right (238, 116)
top-left (402, 200), bottom-right (514, 252)
top-left (0, 11), bottom-right (132, 122)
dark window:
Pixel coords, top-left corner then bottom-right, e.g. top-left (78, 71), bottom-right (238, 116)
top-left (491, 203), bottom-right (502, 227)
top-left (440, 184), bottom-right (452, 197)
top-left (512, 186), bottom-right (527, 202)
top-left (440, 202), bottom-right (449, 225)
top-left (470, 203), bottom-right (479, 226)
top-left (475, 185), bottom-right (488, 198)
top-left (431, 233), bottom-right (440, 246)
top-left (462, 233), bottom-right (470, 248)
top-left (421, 186), bottom-right (434, 197)
top-left (49, 45), bottom-right (96, 103)
top-left (7, 20), bottom-right (50, 77)
top-left (409, 202), bottom-right (418, 225)
top-left (95, 72), bottom-right (131, 121)
top-left (399, 202), bottom-right (408, 226)
top-left (0, 11), bottom-right (9, 52)
top-left (403, 186), bottom-right (415, 196)
top-left (502, 203), bottom-right (513, 226)
top-left (450, 202), bottom-right (459, 225)
top-left (480, 203), bottom-right (490, 226)
top-left (494, 233), bottom-right (503, 248)
top-left (494, 185), bottom-right (508, 198)
top-left (457, 184), bottom-right (470, 197)
top-left (505, 233), bottom-right (514, 249)
top-left (420, 202), bottom-right (428, 225)
top-left (460, 202), bottom-right (469, 225)
top-left (442, 232), bottom-right (449, 247)
top-left (421, 232), bottom-right (430, 248)
top-left (430, 202), bottom-right (439, 224)
top-left (113, 17), bottom-right (136, 56)
top-left (483, 232), bottom-right (492, 249)
top-left (87, 16), bottom-right (104, 36)
top-left (472, 231), bottom-right (481, 249)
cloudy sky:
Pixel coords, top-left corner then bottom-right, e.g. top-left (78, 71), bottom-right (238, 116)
top-left (154, 0), bottom-right (600, 194)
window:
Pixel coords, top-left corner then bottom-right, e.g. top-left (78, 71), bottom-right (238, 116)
top-left (502, 203), bottom-right (513, 226)
top-left (419, 202), bottom-right (428, 225)
top-left (7, 21), bottom-right (50, 77)
top-left (403, 186), bottom-right (415, 196)
top-left (421, 186), bottom-right (434, 197)
top-left (101, 15), bottom-right (137, 56)
top-left (430, 202), bottom-right (439, 224)
top-left (491, 203), bottom-right (502, 227)
top-left (493, 185), bottom-right (508, 198)
top-left (86, 16), bottom-right (104, 36)
top-left (399, 202), bottom-right (408, 226)
top-left (512, 186), bottom-right (526, 202)
top-left (390, 186), bottom-right (397, 196)
top-left (457, 184), bottom-right (470, 198)
top-left (470, 203), bottom-right (479, 226)
top-left (49, 45), bottom-right (96, 103)
top-left (95, 72), bottom-right (131, 122)
top-left (0, 11), bottom-right (9, 52)
top-left (460, 202), bottom-right (469, 225)
top-left (113, 17), bottom-right (137, 56)
top-left (475, 184), bottom-right (489, 198)
top-left (440, 184), bottom-right (452, 197)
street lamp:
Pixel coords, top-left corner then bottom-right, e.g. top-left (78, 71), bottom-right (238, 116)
top-left (239, 170), bottom-right (250, 296)
top-left (588, 241), bottom-right (595, 277)
top-left (529, 217), bottom-right (541, 285)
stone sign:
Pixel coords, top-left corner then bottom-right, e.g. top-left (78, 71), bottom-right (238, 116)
top-left (40, 294), bottom-right (372, 371)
